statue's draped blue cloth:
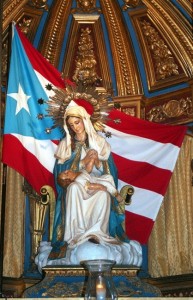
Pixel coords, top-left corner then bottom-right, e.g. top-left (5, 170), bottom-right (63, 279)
top-left (50, 143), bottom-right (129, 259)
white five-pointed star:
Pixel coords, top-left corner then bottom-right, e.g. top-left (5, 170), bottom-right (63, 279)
top-left (8, 83), bottom-right (31, 115)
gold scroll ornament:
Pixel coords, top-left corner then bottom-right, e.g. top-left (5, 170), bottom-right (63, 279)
top-left (120, 185), bottom-right (134, 205)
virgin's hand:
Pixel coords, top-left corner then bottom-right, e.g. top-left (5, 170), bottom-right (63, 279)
top-left (87, 149), bottom-right (101, 169)
top-left (94, 156), bottom-right (101, 169)
top-left (87, 182), bottom-right (107, 192)
top-left (82, 149), bottom-right (97, 165)
top-left (87, 149), bottom-right (98, 159)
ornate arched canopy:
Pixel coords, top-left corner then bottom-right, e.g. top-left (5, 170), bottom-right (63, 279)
top-left (1, 0), bottom-right (193, 125)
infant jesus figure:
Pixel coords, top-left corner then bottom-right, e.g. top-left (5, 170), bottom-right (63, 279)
top-left (58, 149), bottom-right (123, 203)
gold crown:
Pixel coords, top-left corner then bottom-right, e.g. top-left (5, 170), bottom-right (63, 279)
top-left (45, 82), bottom-right (114, 133)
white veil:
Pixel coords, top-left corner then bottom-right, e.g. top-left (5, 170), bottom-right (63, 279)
top-left (55, 105), bottom-right (111, 164)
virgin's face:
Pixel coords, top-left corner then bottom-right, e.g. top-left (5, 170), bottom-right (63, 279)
top-left (67, 116), bottom-right (85, 134)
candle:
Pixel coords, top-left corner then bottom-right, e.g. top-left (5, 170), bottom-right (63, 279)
top-left (96, 278), bottom-right (106, 300)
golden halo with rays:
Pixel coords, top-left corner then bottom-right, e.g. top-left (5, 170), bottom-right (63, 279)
top-left (46, 82), bottom-right (114, 133)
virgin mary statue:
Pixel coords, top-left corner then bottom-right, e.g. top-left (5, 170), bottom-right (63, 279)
top-left (35, 85), bottom-right (142, 272)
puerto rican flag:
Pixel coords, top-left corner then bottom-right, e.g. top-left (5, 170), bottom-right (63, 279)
top-left (2, 24), bottom-right (65, 193)
top-left (2, 24), bottom-right (187, 244)
top-left (105, 111), bottom-right (186, 243)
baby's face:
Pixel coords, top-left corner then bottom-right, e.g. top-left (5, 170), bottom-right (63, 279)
top-left (63, 170), bottom-right (75, 180)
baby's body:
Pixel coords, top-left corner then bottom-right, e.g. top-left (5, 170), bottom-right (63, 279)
top-left (58, 149), bottom-right (123, 202)
top-left (75, 169), bottom-right (118, 197)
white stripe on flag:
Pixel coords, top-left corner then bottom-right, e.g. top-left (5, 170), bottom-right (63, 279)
top-left (12, 134), bottom-right (57, 173)
top-left (118, 179), bottom-right (163, 221)
top-left (105, 125), bottom-right (180, 171)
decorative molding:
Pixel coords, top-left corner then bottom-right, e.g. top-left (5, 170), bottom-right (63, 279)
top-left (16, 6), bottom-right (43, 41)
top-left (129, 8), bottom-right (190, 91)
top-left (18, 16), bottom-right (33, 34)
top-left (113, 95), bottom-right (143, 118)
top-left (146, 97), bottom-right (193, 123)
top-left (3, 5), bottom-right (43, 39)
top-left (38, 0), bottom-right (71, 67)
top-left (2, 272), bottom-right (193, 298)
top-left (71, 0), bottom-right (101, 14)
top-left (122, 0), bottom-right (142, 11)
top-left (2, 4), bottom-right (43, 86)
top-left (42, 265), bottom-right (140, 277)
top-left (28, 0), bottom-right (49, 10)
top-left (144, 87), bottom-right (193, 124)
top-left (72, 27), bottom-right (101, 86)
top-left (140, 20), bottom-right (179, 81)
top-left (143, 0), bottom-right (193, 74)
top-left (144, 273), bottom-right (193, 297)
top-left (2, 41), bottom-right (8, 81)
top-left (3, 0), bottom-right (26, 31)
top-left (100, 0), bottom-right (142, 95)
top-left (23, 265), bottom-right (162, 298)
top-left (63, 14), bottom-right (112, 94)
top-left (176, 0), bottom-right (193, 18)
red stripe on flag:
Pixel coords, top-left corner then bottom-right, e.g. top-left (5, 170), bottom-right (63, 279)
top-left (16, 26), bottom-right (65, 88)
top-left (108, 109), bottom-right (187, 146)
top-left (2, 134), bottom-right (55, 194)
top-left (113, 153), bottom-right (172, 195)
top-left (125, 210), bottom-right (154, 244)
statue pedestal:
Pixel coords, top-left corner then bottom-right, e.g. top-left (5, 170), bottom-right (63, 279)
top-left (23, 265), bottom-right (162, 298)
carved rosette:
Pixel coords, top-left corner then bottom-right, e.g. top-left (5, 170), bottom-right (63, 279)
top-left (72, 0), bottom-right (101, 13)
top-left (28, 0), bottom-right (49, 10)
top-left (18, 17), bottom-right (32, 34)
top-left (146, 97), bottom-right (193, 123)
top-left (122, 0), bottom-right (141, 11)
